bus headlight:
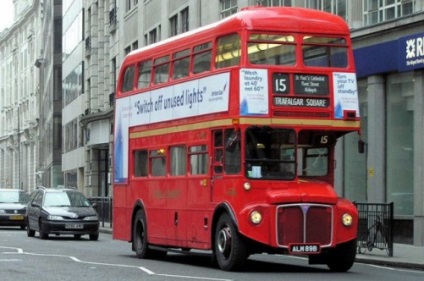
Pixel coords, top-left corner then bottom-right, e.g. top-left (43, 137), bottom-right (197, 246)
top-left (250, 210), bottom-right (262, 225)
top-left (342, 213), bottom-right (353, 227)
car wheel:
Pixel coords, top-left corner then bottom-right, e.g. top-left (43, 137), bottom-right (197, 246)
top-left (20, 225), bottom-right (26, 230)
top-left (89, 233), bottom-right (99, 241)
top-left (27, 222), bottom-right (35, 237)
top-left (214, 213), bottom-right (248, 271)
top-left (74, 234), bottom-right (82, 239)
top-left (39, 221), bottom-right (48, 240)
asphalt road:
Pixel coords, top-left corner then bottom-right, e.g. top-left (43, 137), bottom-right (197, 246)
top-left (1, 227), bottom-right (424, 281)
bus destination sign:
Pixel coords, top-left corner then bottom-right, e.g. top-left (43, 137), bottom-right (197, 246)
top-left (273, 96), bottom-right (329, 108)
top-left (294, 74), bottom-right (328, 95)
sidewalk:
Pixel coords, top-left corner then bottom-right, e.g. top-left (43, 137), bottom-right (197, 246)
top-left (99, 224), bottom-right (424, 270)
top-left (356, 243), bottom-right (424, 270)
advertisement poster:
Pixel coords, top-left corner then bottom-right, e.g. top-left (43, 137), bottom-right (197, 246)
top-left (113, 72), bottom-right (230, 184)
top-left (114, 98), bottom-right (130, 184)
top-left (239, 69), bottom-right (269, 115)
top-left (333, 72), bottom-right (360, 119)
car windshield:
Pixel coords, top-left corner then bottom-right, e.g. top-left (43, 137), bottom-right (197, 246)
top-left (0, 190), bottom-right (29, 203)
top-left (44, 191), bottom-right (91, 207)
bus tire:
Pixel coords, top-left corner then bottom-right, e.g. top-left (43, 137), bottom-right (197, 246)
top-left (133, 209), bottom-right (167, 259)
top-left (326, 239), bottom-right (357, 272)
top-left (133, 209), bottom-right (151, 258)
top-left (214, 213), bottom-right (248, 271)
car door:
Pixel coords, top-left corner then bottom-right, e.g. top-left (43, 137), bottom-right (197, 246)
top-left (28, 191), bottom-right (43, 231)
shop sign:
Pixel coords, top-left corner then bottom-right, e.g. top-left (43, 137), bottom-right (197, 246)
top-left (398, 32), bottom-right (424, 71)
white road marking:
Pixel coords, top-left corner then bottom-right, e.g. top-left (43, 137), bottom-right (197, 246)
top-left (0, 246), bottom-right (232, 280)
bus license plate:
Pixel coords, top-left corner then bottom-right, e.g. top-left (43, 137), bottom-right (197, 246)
top-left (289, 244), bottom-right (320, 254)
top-left (65, 223), bottom-right (83, 229)
top-left (10, 215), bottom-right (24, 221)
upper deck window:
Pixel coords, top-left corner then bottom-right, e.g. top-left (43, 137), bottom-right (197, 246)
top-left (121, 65), bottom-right (135, 93)
top-left (172, 49), bottom-right (190, 80)
top-left (248, 34), bottom-right (296, 66)
top-left (302, 36), bottom-right (348, 68)
top-left (215, 33), bottom-right (241, 69)
top-left (137, 60), bottom-right (152, 89)
top-left (154, 55), bottom-right (170, 84)
top-left (193, 42), bottom-right (212, 74)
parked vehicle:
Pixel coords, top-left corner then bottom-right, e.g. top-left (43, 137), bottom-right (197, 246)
top-left (26, 186), bottom-right (100, 240)
top-left (0, 188), bottom-right (29, 229)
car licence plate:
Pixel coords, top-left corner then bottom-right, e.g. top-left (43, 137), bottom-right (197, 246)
top-left (289, 244), bottom-right (321, 254)
top-left (10, 215), bottom-right (24, 221)
top-left (65, 223), bottom-right (84, 229)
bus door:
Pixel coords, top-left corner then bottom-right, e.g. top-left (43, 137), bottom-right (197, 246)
top-left (211, 128), bottom-right (241, 203)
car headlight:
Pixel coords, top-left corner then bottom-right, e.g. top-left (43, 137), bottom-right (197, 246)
top-left (342, 213), bottom-right (353, 227)
top-left (83, 215), bottom-right (99, 221)
top-left (47, 215), bottom-right (64, 220)
top-left (0, 210), bottom-right (5, 214)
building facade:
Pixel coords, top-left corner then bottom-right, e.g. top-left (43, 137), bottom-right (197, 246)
top-left (37, 0), bottom-right (63, 189)
top-left (2, 0), bottom-right (424, 244)
top-left (0, 0), bottom-right (41, 192)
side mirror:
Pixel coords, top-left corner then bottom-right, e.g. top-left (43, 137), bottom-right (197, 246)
top-left (31, 202), bottom-right (40, 208)
top-left (92, 202), bottom-right (98, 209)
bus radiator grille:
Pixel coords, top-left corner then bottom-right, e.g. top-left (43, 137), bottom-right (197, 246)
top-left (276, 204), bottom-right (332, 247)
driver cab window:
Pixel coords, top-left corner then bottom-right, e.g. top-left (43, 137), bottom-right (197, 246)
top-left (297, 131), bottom-right (331, 176)
top-left (245, 127), bottom-right (295, 179)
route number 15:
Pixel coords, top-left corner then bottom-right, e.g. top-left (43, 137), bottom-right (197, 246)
top-left (272, 73), bottom-right (290, 94)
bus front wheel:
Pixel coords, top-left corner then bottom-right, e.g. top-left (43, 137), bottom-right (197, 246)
top-left (326, 239), bottom-right (357, 272)
top-left (214, 213), bottom-right (248, 271)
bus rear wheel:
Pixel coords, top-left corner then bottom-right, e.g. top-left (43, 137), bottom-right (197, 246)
top-left (133, 209), bottom-right (166, 259)
top-left (214, 213), bottom-right (248, 271)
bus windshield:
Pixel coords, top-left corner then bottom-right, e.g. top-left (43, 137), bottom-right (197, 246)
top-left (245, 127), bottom-right (330, 180)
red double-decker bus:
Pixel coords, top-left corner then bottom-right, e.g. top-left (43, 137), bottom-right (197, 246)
top-left (113, 6), bottom-right (360, 272)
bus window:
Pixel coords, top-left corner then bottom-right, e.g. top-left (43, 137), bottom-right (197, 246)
top-left (193, 42), bottom-right (212, 74)
top-left (150, 149), bottom-right (166, 176)
top-left (215, 33), bottom-right (241, 69)
top-left (153, 55), bottom-right (170, 84)
top-left (213, 130), bottom-right (224, 173)
top-left (224, 129), bottom-right (241, 174)
top-left (134, 150), bottom-right (148, 177)
top-left (245, 127), bottom-right (295, 179)
top-left (298, 147), bottom-right (328, 176)
top-left (170, 145), bottom-right (187, 175)
top-left (189, 145), bottom-right (208, 175)
top-left (302, 36), bottom-right (348, 68)
top-left (121, 65), bottom-right (135, 92)
top-left (172, 49), bottom-right (190, 80)
top-left (248, 34), bottom-right (296, 66)
top-left (137, 60), bottom-right (152, 89)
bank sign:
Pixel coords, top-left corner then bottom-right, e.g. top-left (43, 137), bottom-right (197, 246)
top-left (398, 32), bottom-right (424, 71)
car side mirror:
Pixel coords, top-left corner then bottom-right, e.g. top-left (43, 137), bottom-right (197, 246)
top-left (31, 202), bottom-right (40, 208)
top-left (358, 140), bottom-right (366, 154)
top-left (92, 202), bottom-right (98, 209)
